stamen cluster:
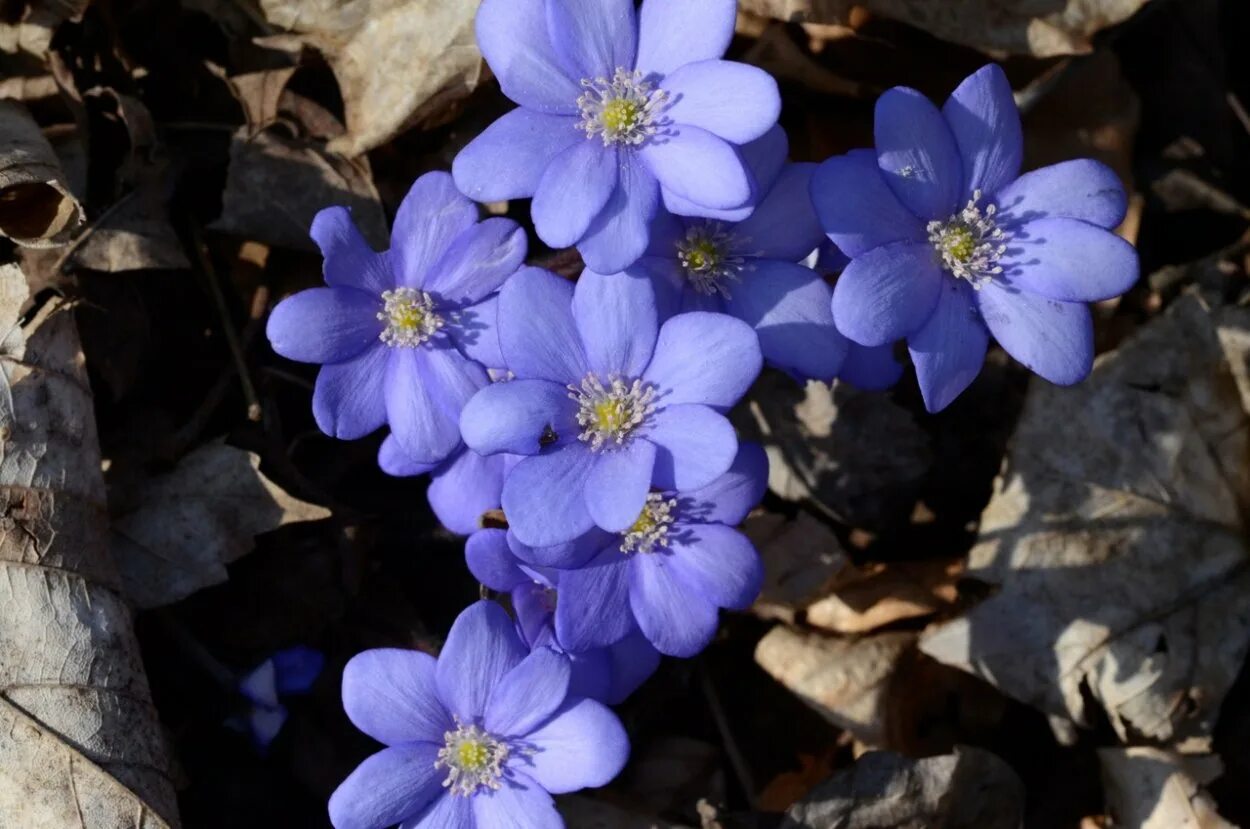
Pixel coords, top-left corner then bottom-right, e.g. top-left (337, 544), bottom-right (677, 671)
top-left (576, 68), bottom-right (668, 147)
top-left (676, 223), bottom-right (750, 298)
top-left (569, 374), bottom-right (656, 451)
top-left (926, 190), bottom-right (1008, 289)
top-left (435, 720), bottom-right (510, 798)
top-left (378, 287), bottom-right (444, 347)
top-left (619, 493), bottom-right (677, 554)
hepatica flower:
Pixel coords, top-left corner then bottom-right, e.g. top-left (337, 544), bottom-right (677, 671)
top-left (330, 601), bottom-right (628, 829)
top-left (453, 0), bottom-right (781, 273)
top-left (266, 172), bottom-right (526, 465)
top-left (237, 646), bottom-right (325, 751)
top-left (460, 268), bottom-right (761, 549)
top-left (811, 64), bottom-right (1139, 412)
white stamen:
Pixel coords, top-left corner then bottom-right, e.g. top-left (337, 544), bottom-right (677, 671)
top-left (568, 373), bottom-right (656, 451)
top-left (925, 189), bottom-right (1009, 289)
top-left (435, 720), bottom-right (509, 798)
top-left (620, 493), bottom-right (677, 554)
top-left (576, 68), bottom-right (668, 146)
top-left (377, 288), bottom-right (444, 347)
top-left (676, 222), bottom-right (752, 299)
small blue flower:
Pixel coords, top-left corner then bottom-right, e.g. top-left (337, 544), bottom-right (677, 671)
top-left (467, 530), bottom-right (661, 704)
top-left (330, 601), bottom-right (629, 829)
top-left (453, 0), bottom-right (781, 273)
top-left (237, 646), bottom-right (325, 751)
top-left (506, 444), bottom-right (768, 658)
top-left (266, 172), bottom-right (527, 464)
top-left (811, 64), bottom-right (1139, 412)
top-left (459, 268), bottom-right (762, 549)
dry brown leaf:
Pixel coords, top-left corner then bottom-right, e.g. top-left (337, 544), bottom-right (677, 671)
top-left (210, 64), bottom-right (299, 135)
top-left (1099, 748), bottom-right (1234, 829)
top-left (920, 293), bottom-right (1250, 747)
top-left (111, 439), bottom-right (331, 609)
top-left (0, 100), bottom-right (84, 248)
top-left (747, 510), bottom-right (851, 624)
top-left (805, 558), bottom-right (962, 635)
top-left (738, 0), bottom-right (1152, 57)
top-left (255, 0), bottom-right (484, 156)
top-left (0, 0), bottom-right (88, 60)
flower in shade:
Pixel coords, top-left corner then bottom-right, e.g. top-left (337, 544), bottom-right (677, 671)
top-left (810, 64), bottom-right (1138, 412)
top-left (507, 444), bottom-right (768, 658)
top-left (453, 0), bottom-right (781, 273)
top-left (619, 126), bottom-right (848, 382)
top-left (467, 529), bottom-right (661, 704)
top-left (379, 439), bottom-right (520, 536)
top-left (330, 601), bottom-right (629, 829)
top-left (237, 646), bottom-right (325, 751)
top-left (266, 172), bottom-right (526, 465)
top-left (459, 267), bottom-right (762, 549)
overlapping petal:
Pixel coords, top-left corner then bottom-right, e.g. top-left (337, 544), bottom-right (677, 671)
top-left (831, 242), bottom-right (943, 347)
top-left (874, 87), bottom-right (964, 221)
top-left (267, 288), bottom-right (382, 364)
top-left (941, 64), bottom-right (1022, 199)
top-left (499, 267), bottom-right (589, 382)
top-left (810, 150), bottom-right (928, 258)
top-left (452, 109), bottom-right (582, 201)
top-left (503, 449), bottom-right (598, 547)
top-left (476, 0), bottom-right (581, 113)
top-left (392, 172), bottom-right (480, 289)
top-left (434, 600), bottom-right (528, 721)
top-left (642, 312), bottom-right (761, 408)
top-left (908, 278), bottom-right (988, 413)
top-left (661, 60), bottom-right (780, 144)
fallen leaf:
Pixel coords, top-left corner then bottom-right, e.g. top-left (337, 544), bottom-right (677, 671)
top-left (804, 558), bottom-right (963, 635)
top-left (780, 747), bottom-right (1025, 829)
top-left (0, 0), bottom-right (88, 60)
top-left (1099, 747), bottom-right (1233, 829)
top-left (920, 293), bottom-right (1250, 747)
top-left (0, 100), bottom-right (84, 247)
top-left (747, 510), bottom-right (852, 624)
top-left (210, 64), bottom-right (299, 135)
top-left (111, 439), bottom-right (332, 609)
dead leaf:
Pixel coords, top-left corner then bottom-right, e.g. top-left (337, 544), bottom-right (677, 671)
top-left (805, 558), bottom-right (963, 635)
top-left (0, 0), bottom-right (88, 60)
top-left (737, 0), bottom-right (1152, 58)
top-left (920, 293), bottom-right (1250, 747)
top-left (747, 510), bottom-right (852, 624)
top-left (211, 64), bottom-right (299, 135)
top-left (255, 0), bottom-right (484, 156)
top-left (780, 747), bottom-right (1025, 829)
top-left (1099, 748), bottom-right (1234, 829)
top-left (111, 439), bottom-right (331, 609)
top-left (0, 100), bottom-right (84, 247)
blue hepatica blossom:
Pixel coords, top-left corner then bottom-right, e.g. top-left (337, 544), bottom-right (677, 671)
top-left (330, 601), bottom-right (629, 829)
top-left (237, 646), bottom-right (325, 751)
top-left (266, 172), bottom-right (526, 465)
top-left (620, 126), bottom-right (850, 382)
top-left (811, 64), bottom-right (1139, 412)
top-left (508, 444), bottom-right (768, 658)
top-left (453, 0), bottom-right (781, 273)
top-left (460, 268), bottom-right (762, 549)
top-left (467, 530), bottom-right (661, 705)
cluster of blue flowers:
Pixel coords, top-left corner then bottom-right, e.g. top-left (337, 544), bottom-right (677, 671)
top-left (265, 1), bottom-right (1138, 826)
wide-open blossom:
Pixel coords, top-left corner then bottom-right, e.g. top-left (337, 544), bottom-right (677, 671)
top-left (330, 601), bottom-right (628, 829)
top-left (467, 530), bottom-right (661, 704)
top-left (267, 172), bottom-right (525, 465)
top-left (507, 444), bottom-right (767, 658)
top-left (619, 126), bottom-right (849, 382)
top-left (811, 64), bottom-right (1138, 412)
top-left (453, 0), bottom-right (781, 273)
top-left (460, 268), bottom-right (762, 548)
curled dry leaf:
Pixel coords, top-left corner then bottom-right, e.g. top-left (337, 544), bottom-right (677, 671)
top-left (0, 263), bottom-right (179, 826)
top-left (111, 439), bottom-right (332, 609)
top-left (0, 100), bottom-right (84, 247)
top-left (921, 294), bottom-right (1250, 747)
top-left (256, 0), bottom-right (484, 156)
top-left (1099, 747), bottom-right (1233, 829)
top-left (779, 747), bottom-right (1024, 829)
top-left (804, 558), bottom-right (963, 635)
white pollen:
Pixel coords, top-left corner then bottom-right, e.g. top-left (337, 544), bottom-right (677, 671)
top-left (620, 493), bottom-right (677, 554)
top-left (568, 373), bottom-right (656, 451)
top-left (377, 287), bottom-right (444, 347)
top-left (925, 189), bottom-right (1009, 289)
top-left (576, 68), bottom-right (669, 147)
top-left (435, 720), bottom-right (510, 798)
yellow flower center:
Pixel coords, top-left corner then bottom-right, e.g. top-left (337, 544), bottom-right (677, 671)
top-left (601, 98), bottom-right (641, 136)
top-left (456, 739), bottom-right (491, 771)
top-left (569, 374), bottom-right (656, 451)
top-left (620, 493), bottom-right (677, 554)
top-left (378, 288), bottom-right (444, 347)
top-left (942, 226), bottom-right (977, 263)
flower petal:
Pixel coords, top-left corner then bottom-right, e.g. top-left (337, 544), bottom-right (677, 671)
top-left (313, 345), bottom-right (390, 440)
top-left (975, 281), bottom-right (1093, 386)
top-left (661, 59), bottom-right (780, 144)
top-left (391, 172), bottom-right (480, 289)
top-left (378, 435), bottom-right (439, 477)
top-left (499, 267), bottom-right (589, 382)
top-left (532, 141), bottom-right (619, 248)
top-left (453, 109), bottom-right (583, 201)
top-left (476, 0), bottom-right (581, 113)
top-left (630, 255), bottom-right (686, 322)
top-left (679, 441), bottom-right (768, 526)
top-left (311, 206), bottom-right (394, 295)
top-left (994, 159), bottom-right (1128, 230)
top-left (941, 64), bottom-right (1022, 199)
top-left (810, 150), bottom-right (928, 258)
top-left (726, 260), bottom-right (848, 381)
top-left (604, 628), bottom-right (662, 704)
top-left (645, 404), bottom-right (735, 491)
top-left (573, 269), bottom-right (658, 377)
top-left (838, 342), bottom-right (904, 391)
top-left (520, 699), bottom-right (629, 793)
top-left (485, 648), bottom-right (572, 737)
top-left (629, 552), bottom-right (719, 657)
top-left (663, 124), bottom-right (788, 223)
top-left (267, 287), bottom-right (382, 364)
top-left (386, 346), bottom-right (487, 464)
top-left (329, 744), bottom-right (443, 829)
top-left (424, 218), bottom-right (527, 306)
top-left (446, 294), bottom-right (504, 369)
top-left (642, 126), bottom-right (751, 210)
top-left (578, 155), bottom-right (662, 273)
top-left (586, 440), bottom-right (656, 532)
top-left (503, 448), bottom-right (598, 547)
top-left (429, 449), bottom-right (508, 534)
top-left (470, 774), bottom-right (562, 829)
top-left (554, 548), bottom-right (635, 650)
top-left (831, 242), bottom-right (943, 347)
top-left (635, 0), bottom-right (736, 76)
top-left (509, 527), bottom-right (613, 570)
top-left (461, 379), bottom-right (577, 457)
top-left (404, 792), bottom-right (472, 829)
top-left (1001, 218), bottom-right (1139, 302)
top-left (435, 600), bottom-right (528, 721)
top-left (342, 650), bottom-right (451, 746)
top-left (642, 312), bottom-right (761, 408)
top-left (467, 529), bottom-right (530, 592)
top-left (734, 164), bottom-right (824, 262)
top-left (907, 279), bottom-right (988, 413)
top-left (568, 647), bottom-right (612, 702)
top-left (546, 0), bottom-right (637, 81)
top-left (875, 87), bottom-right (964, 221)
top-left (669, 523), bottom-right (762, 609)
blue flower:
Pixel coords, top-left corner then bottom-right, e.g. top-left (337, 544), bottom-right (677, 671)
top-left (507, 444), bottom-right (768, 658)
top-left (237, 646), bottom-right (325, 751)
top-left (813, 242), bottom-right (905, 392)
top-left (266, 172), bottom-right (527, 464)
top-left (460, 268), bottom-right (762, 548)
top-left (467, 530), bottom-right (661, 705)
top-left (453, 0), bottom-right (781, 273)
top-left (811, 64), bottom-right (1139, 412)
top-left (379, 439), bottom-right (520, 536)
top-left (330, 601), bottom-right (629, 829)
